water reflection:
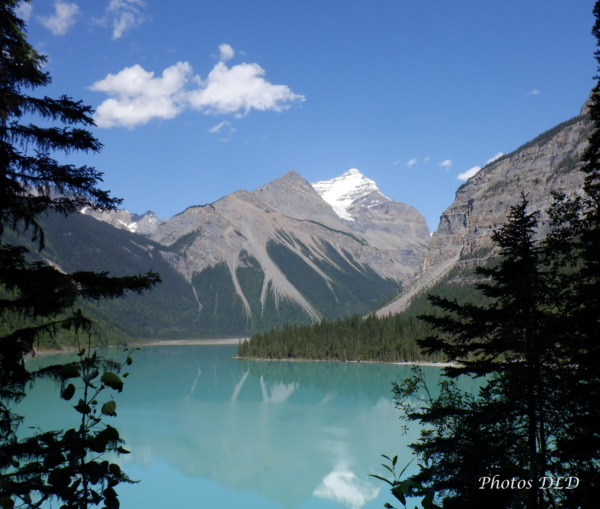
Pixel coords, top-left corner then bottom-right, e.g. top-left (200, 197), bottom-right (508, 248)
top-left (314, 469), bottom-right (380, 509)
top-left (21, 346), bottom-right (480, 509)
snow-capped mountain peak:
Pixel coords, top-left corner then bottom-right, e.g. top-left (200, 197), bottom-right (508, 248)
top-left (311, 169), bottom-right (388, 221)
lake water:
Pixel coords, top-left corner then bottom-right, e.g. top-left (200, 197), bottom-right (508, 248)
top-left (19, 345), bottom-right (479, 509)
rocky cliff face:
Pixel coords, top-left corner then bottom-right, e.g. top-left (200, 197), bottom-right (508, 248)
top-left (424, 112), bottom-right (592, 268)
top-left (376, 98), bottom-right (594, 317)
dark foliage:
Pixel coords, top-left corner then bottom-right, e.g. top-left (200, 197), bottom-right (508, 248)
top-left (0, 1), bottom-right (159, 507)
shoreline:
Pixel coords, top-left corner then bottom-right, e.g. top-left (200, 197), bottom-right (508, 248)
top-left (31, 338), bottom-right (246, 356)
top-left (138, 338), bottom-right (245, 346)
top-left (32, 341), bottom-right (457, 367)
top-left (233, 356), bottom-right (459, 367)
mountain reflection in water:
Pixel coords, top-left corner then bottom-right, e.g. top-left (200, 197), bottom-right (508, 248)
top-left (21, 346), bottom-right (480, 509)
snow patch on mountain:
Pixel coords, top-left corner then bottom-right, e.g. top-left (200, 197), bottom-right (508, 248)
top-left (311, 169), bottom-right (387, 221)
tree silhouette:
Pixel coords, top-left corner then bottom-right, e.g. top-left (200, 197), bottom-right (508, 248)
top-left (0, 1), bottom-right (159, 506)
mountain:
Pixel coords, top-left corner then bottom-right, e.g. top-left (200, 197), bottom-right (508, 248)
top-left (1, 212), bottom-right (205, 344)
top-left (148, 169), bottom-right (429, 332)
top-left (11, 168), bottom-right (430, 340)
top-left (377, 97), bottom-right (593, 316)
top-left (312, 169), bottom-right (430, 253)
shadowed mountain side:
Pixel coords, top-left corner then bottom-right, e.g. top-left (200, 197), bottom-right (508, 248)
top-left (2, 212), bottom-right (203, 341)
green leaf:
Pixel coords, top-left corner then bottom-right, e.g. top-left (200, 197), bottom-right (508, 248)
top-left (383, 503), bottom-right (395, 509)
top-left (392, 455), bottom-right (397, 467)
top-left (381, 463), bottom-right (394, 474)
top-left (105, 497), bottom-right (120, 509)
top-left (391, 486), bottom-right (406, 505)
top-left (109, 463), bottom-right (122, 476)
top-left (102, 400), bottom-right (117, 417)
top-left (103, 487), bottom-right (117, 498)
top-left (89, 435), bottom-right (108, 454)
top-left (102, 425), bottom-right (120, 442)
top-left (101, 372), bottom-right (124, 392)
top-left (60, 365), bottom-right (80, 380)
top-left (73, 399), bottom-right (91, 414)
top-left (43, 452), bottom-right (66, 469)
top-left (421, 492), bottom-right (434, 509)
top-left (369, 474), bottom-right (393, 486)
top-left (48, 468), bottom-right (71, 488)
top-left (61, 383), bottom-right (76, 401)
top-left (398, 459), bottom-right (413, 479)
top-left (126, 357), bottom-right (132, 365)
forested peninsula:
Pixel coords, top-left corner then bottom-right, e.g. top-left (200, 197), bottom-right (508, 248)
top-left (237, 252), bottom-right (494, 362)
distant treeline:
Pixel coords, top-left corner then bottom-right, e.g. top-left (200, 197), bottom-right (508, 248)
top-left (238, 313), bottom-right (441, 362)
top-left (238, 250), bottom-right (496, 362)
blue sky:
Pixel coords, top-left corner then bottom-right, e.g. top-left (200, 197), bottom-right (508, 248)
top-left (19, 0), bottom-right (597, 230)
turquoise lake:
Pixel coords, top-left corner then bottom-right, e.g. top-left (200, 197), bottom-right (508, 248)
top-left (19, 345), bottom-right (480, 509)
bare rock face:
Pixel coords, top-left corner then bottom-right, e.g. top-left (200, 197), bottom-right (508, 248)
top-left (252, 170), bottom-right (345, 230)
top-left (423, 112), bottom-right (592, 269)
top-left (581, 90), bottom-right (594, 116)
top-left (81, 209), bottom-right (165, 235)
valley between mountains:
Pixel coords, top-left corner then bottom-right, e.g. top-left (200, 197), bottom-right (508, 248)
top-left (10, 97), bottom-right (592, 344)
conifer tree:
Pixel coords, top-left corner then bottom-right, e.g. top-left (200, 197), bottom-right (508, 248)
top-left (0, 1), bottom-right (160, 506)
top-left (378, 4), bottom-right (600, 507)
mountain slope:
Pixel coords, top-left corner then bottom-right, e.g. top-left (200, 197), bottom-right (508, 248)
top-left (13, 169), bottom-right (431, 339)
top-left (2, 212), bottom-right (204, 342)
top-left (150, 184), bottom-right (403, 327)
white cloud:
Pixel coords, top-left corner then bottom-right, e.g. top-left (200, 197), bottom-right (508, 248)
top-left (90, 46), bottom-right (305, 128)
top-left (425, 157), bottom-right (430, 163)
top-left (90, 62), bottom-right (192, 128)
top-left (209, 120), bottom-right (236, 133)
top-left (108, 0), bottom-right (145, 39)
top-left (38, 0), bottom-right (79, 35)
top-left (16, 1), bottom-right (33, 21)
top-left (406, 158), bottom-right (417, 168)
top-left (392, 160), bottom-right (401, 166)
top-left (457, 166), bottom-right (481, 181)
top-left (486, 152), bottom-right (504, 164)
top-left (456, 152), bottom-right (504, 181)
top-left (528, 89), bottom-right (540, 96)
top-left (219, 44), bottom-right (235, 62)
top-left (439, 159), bottom-right (453, 170)
top-left (187, 61), bottom-right (304, 117)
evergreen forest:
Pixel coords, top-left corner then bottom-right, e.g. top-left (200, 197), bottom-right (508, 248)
top-left (237, 249), bottom-right (495, 363)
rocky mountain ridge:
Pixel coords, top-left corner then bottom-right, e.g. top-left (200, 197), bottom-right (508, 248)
top-left (147, 169), bottom-right (429, 329)
top-left (377, 97), bottom-right (593, 317)
top-left (81, 168), bottom-right (430, 333)
top-left (424, 111), bottom-right (591, 268)
top-left (82, 208), bottom-right (165, 235)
